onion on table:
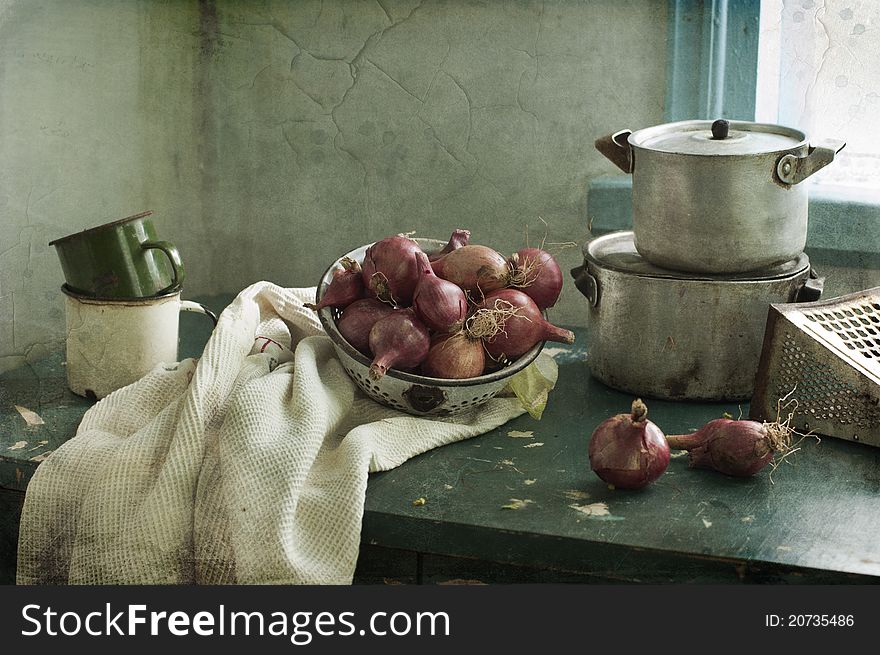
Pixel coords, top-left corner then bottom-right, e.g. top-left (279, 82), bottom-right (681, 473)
top-left (666, 418), bottom-right (789, 477)
top-left (588, 399), bottom-right (670, 490)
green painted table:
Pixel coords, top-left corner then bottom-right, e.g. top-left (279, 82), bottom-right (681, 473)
top-left (2, 295), bottom-right (879, 584)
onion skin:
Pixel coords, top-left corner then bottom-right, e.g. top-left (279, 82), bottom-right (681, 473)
top-left (510, 248), bottom-right (563, 310)
top-left (305, 257), bottom-right (363, 311)
top-left (412, 250), bottom-right (469, 334)
top-left (368, 308), bottom-right (430, 380)
top-left (429, 229), bottom-right (471, 262)
top-left (589, 399), bottom-right (670, 490)
top-left (666, 419), bottom-right (774, 477)
top-left (421, 332), bottom-right (486, 379)
top-left (432, 245), bottom-right (511, 297)
top-left (479, 289), bottom-right (575, 360)
top-left (337, 298), bottom-right (394, 356)
top-left (362, 235), bottom-right (423, 306)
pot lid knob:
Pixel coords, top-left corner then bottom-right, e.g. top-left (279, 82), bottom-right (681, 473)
top-left (711, 119), bottom-right (730, 140)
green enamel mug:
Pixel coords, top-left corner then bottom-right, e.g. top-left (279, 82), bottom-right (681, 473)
top-left (49, 210), bottom-right (185, 298)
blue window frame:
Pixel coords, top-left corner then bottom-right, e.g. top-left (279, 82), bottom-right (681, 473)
top-left (665, 0), bottom-right (760, 122)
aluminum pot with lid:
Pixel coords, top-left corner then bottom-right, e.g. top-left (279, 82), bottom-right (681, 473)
top-left (570, 231), bottom-right (823, 401)
top-left (595, 119), bottom-right (845, 274)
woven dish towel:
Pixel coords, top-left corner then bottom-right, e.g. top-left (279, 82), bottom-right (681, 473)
top-left (17, 281), bottom-right (540, 584)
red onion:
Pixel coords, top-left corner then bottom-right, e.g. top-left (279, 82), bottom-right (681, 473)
top-left (666, 419), bottom-right (784, 477)
top-left (476, 289), bottom-right (574, 361)
top-left (336, 298), bottom-right (394, 356)
top-left (304, 257), bottom-right (363, 311)
top-left (431, 244), bottom-right (511, 297)
top-left (421, 332), bottom-right (485, 379)
top-left (362, 235), bottom-right (423, 306)
top-left (412, 250), bottom-right (468, 334)
top-left (509, 248), bottom-right (563, 310)
top-left (368, 308), bottom-right (430, 379)
top-left (429, 229), bottom-right (471, 262)
top-left (589, 399), bottom-right (670, 489)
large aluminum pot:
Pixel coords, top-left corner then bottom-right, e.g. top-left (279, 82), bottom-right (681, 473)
top-left (595, 119), bottom-right (845, 274)
top-left (570, 232), bottom-right (823, 401)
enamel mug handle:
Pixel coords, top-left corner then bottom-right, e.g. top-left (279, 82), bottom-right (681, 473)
top-left (142, 240), bottom-right (186, 293)
top-left (180, 300), bottom-right (218, 327)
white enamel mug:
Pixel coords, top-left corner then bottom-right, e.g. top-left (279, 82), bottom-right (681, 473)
top-left (62, 285), bottom-right (217, 399)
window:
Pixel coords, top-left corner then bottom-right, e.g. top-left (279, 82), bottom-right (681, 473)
top-left (756, 0), bottom-right (880, 190)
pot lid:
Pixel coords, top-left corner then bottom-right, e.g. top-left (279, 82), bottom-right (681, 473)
top-left (583, 231), bottom-right (809, 281)
top-left (630, 119), bottom-right (807, 156)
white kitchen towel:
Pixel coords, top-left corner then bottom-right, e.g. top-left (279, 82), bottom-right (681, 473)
top-left (17, 281), bottom-right (533, 584)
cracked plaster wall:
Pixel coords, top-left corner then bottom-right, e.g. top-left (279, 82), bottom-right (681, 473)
top-left (0, 0), bottom-right (667, 374)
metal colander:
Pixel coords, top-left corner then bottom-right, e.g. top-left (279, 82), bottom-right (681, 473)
top-left (315, 238), bottom-right (544, 416)
top-left (750, 287), bottom-right (880, 447)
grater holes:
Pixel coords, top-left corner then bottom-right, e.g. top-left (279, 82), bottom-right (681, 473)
top-left (774, 331), bottom-right (880, 430)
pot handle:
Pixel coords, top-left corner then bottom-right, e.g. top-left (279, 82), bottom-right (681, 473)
top-left (776, 139), bottom-right (846, 185)
top-left (595, 129), bottom-right (633, 174)
top-left (796, 267), bottom-right (825, 303)
top-left (570, 263), bottom-right (599, 307)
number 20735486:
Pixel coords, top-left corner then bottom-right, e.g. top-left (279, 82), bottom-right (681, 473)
top-left (765, 615), bottom-right (855, 628)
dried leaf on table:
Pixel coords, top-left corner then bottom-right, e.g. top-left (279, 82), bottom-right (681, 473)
top-left (15, 405), bottom-right (44, 426)
top-left (503, 353), bottom-right (559, 420)
top-left (501, 498), bottom-right (534, 510)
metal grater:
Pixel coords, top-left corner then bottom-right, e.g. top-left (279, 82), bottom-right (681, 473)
top-left (750, 287), bottom-right (880, 447)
